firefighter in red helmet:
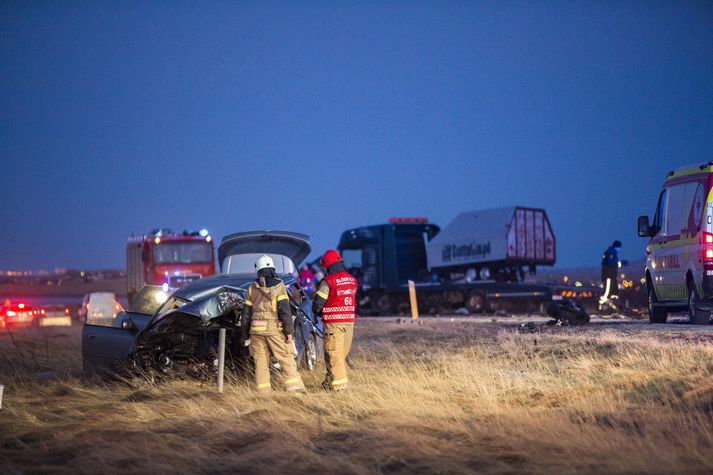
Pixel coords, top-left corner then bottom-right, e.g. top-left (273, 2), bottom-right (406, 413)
top-left (313, 249), bottom-right (358, 391)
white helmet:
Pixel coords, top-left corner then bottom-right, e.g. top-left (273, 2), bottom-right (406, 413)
top-left (255, 255), bottom-right (275, 272)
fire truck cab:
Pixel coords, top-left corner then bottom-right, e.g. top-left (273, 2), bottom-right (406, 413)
top-left (638, 162), bottom-right (713, 324)
top-left (126, 229), bottom-right (216, 304)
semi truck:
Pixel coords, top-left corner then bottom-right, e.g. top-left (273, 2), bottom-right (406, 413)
top-left (126, 229), bottom-right (216, 304)
top-left (337, 209), bottom-right (555, 315)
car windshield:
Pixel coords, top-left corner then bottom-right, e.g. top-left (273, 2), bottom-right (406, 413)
top-left (341, 249), bottom-right (362, 270)
top-left (130, 286), bottom-right (176, 315)
top-left (89, 293), bottom-right (115, 305)
top-left (153, 242), bottom-right (212, 264)
top-left (154, 295), bottom-right (190, 317)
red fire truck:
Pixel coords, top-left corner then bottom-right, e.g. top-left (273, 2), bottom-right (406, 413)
top-left (126, 229), bottom-right (216, 304)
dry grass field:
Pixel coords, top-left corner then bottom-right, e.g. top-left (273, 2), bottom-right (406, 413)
top-left (2, 319), bottom-right (713, 474)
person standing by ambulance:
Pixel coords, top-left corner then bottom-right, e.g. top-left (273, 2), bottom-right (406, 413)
top-left (241, 255), bottom-right (304, 393)
top-left (312, 250), bottom-right (358, 391)
top-left (600, 240), bottom-right (622, 308)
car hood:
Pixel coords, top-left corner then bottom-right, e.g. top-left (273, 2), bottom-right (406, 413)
top-left (170, 273), bottom-right (297, 302)
top-left (138, 275), bottom-right (297, 344)
top-left (218, 230), bottom-right (311, 273)
top-left (154, 285), bottom-right (246, 325)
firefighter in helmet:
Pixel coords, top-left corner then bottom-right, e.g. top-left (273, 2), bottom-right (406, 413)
top-left (241, 255), bottom-right (304, 392)
top-left (312, 250), bottom-right (359, 391)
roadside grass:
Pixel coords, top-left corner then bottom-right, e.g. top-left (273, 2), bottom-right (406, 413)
top-left (2, 321), bottom-right (713, 474)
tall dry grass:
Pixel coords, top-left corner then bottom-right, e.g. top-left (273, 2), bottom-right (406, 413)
top-left (2, 321), bottom-right (713, 474)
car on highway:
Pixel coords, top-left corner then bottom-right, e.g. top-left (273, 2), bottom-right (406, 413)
top-left (82, 231), bottom-right (322, 378)
top-left (78, 292), bottom-right (123, 325)
top-left (35, 305), bottom-right (73, 327)
top-left (1, 302), bottom-right (40, 327)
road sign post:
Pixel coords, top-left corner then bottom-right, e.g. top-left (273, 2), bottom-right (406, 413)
top-left (408, 280), bottom-right (419, 321)
top-left (217, 328), bottom-right (226, 394)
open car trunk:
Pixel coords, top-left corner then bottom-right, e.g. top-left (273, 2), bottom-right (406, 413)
top-left (218, 231), bottom-right (311, 275)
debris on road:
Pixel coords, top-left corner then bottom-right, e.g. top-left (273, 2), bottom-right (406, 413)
top-left (518, 321), bottom-right (540, 333)
top-left (547, 299), bottom-right (590, 325)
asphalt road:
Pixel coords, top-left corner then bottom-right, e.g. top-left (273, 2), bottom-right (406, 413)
top-left (361, 312), bottom-right (713, 341)
top-left (3, 310), bottom-right (713, 342)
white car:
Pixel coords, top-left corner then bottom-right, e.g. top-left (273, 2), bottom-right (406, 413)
top-left (79, 292), bottom-right (123, 325)
top-left (638, 161), bottom-right (713, 324)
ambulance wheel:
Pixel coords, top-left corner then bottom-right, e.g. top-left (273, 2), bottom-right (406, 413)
top-left (648, 286), bottom-right (667, 323)
top-left (688, 282), bottom-right (710, 325)
top-left (465, 290), bottom-right (487, 314)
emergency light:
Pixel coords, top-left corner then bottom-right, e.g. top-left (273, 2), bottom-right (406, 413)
top-left (388, 217), bottom-right (429, 224)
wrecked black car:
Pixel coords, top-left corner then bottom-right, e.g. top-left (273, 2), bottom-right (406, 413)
top-left (82, 231), bottom-right (322, 378)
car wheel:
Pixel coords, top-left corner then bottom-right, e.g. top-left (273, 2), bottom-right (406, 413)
top-left (688, 282), bottom-right (710, 325)
top-left (465, 290), bottom-right (487, 314)
top-left (302, 334), bottom-right (318, 371)
top-left (648, 285), bottom-right (667, 323)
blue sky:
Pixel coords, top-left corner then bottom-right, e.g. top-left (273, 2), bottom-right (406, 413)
top-left (1, 1), bottom-right (712, 270)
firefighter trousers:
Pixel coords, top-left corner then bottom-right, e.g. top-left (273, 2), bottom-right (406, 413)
top-left (249, 333), bottom-right (303, 392)
top-left (323, 323), bottom-right (354, 390)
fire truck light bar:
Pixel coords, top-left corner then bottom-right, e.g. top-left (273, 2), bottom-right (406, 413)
top-left (388, 217), bottom-right (429, 224)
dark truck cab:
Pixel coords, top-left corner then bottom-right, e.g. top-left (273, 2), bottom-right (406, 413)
top-left (338, 221), bottom-right (551, 315)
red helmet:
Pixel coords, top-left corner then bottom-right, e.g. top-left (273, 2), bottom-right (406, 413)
top-left (320, 249), bottom-right (342, 269)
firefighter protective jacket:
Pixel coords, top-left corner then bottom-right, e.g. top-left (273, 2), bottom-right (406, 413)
top-left (242, 279), bottom-right (293, 336)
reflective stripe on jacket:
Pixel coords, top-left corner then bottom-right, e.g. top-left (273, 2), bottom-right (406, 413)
top-left (245, 281), bottom-right (290, 334)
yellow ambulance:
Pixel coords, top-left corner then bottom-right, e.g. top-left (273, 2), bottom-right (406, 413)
top-left (638, 162), bottom-right (712, 324)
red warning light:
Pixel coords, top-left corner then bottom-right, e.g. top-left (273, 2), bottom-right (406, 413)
top-left (388, 217), bottom-right (429, 224)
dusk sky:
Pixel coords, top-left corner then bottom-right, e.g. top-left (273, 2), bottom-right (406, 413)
top-left (1, 1), bottom-right (712, 271)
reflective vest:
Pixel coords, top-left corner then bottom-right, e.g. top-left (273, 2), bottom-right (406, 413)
top-left (321, 271), bottom-right (358, 324)
top-left (246, 281), bottom-right (289, 334)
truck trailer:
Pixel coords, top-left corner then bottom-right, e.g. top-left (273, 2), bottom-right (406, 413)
top-left (337, 212), bottom-right (554, 315)
top-left (427, 207), bottom-right (555, 282)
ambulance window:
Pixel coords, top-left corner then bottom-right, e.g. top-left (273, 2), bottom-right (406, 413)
top-left (653, 189), bottom-right (667, 235)
top-left (665, 182), bottom-right (700, 236)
